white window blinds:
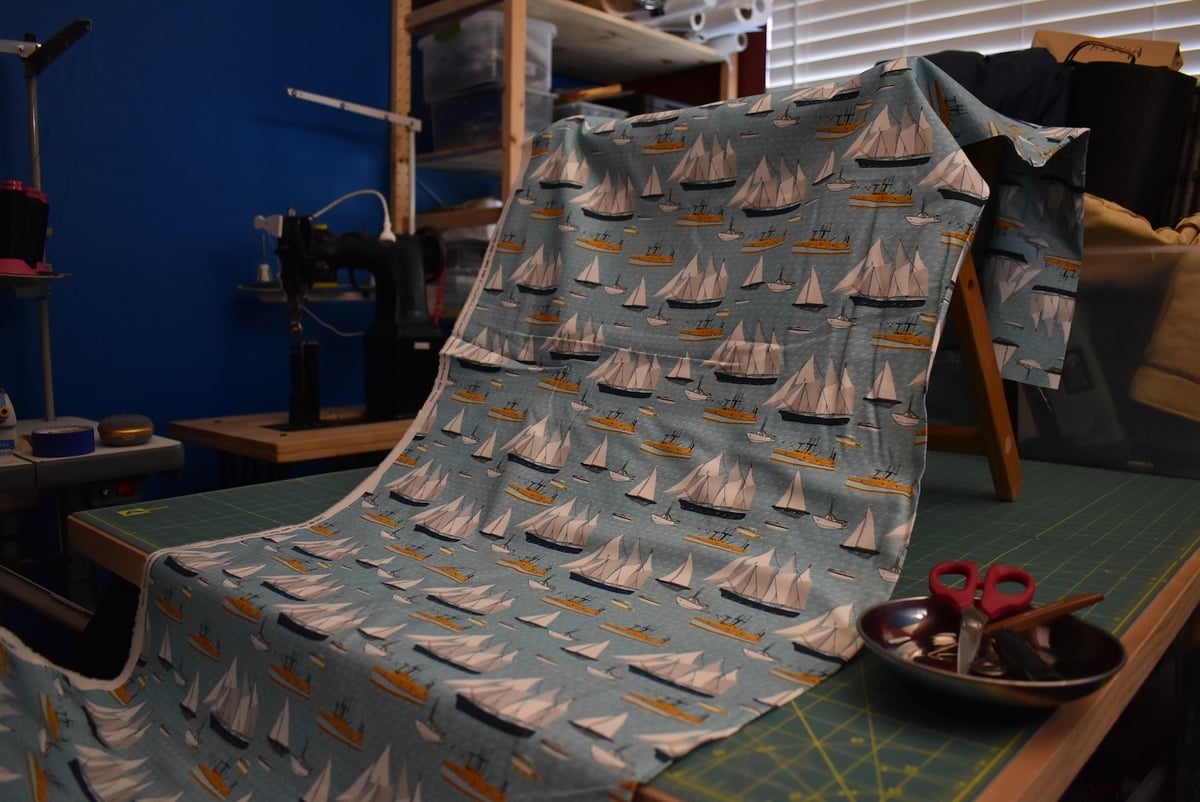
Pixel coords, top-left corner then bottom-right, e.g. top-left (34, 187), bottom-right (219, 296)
top-left (766, 0), bottom-right (1200, 88)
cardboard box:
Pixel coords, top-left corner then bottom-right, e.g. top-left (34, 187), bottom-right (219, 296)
top-left (1032, 29), bottom-right (1184, 70)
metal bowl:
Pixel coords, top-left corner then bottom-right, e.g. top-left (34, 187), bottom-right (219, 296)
top-left (856, 596), bottom-right (1127, 708)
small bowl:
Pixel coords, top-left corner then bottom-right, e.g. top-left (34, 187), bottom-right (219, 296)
top-left (856, 596), bottom-right (1126, 708)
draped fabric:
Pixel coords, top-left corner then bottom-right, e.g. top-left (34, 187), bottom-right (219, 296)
top-left (0, 56), bottom-right (1084, 802)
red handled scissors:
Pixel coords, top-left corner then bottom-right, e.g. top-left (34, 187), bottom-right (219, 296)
top-left (928, 560), bottom-right (1036, 674)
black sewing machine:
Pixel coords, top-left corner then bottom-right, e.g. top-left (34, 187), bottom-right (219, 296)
top-left (274, 210), bottom-right (445, 427)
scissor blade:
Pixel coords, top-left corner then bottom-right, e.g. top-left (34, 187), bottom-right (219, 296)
top-left (956, 608), bottom-right (987, 674)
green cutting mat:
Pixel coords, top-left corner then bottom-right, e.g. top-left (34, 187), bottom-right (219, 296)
top-left (70, 455), bottom-right (1200, 801)
top-left (71, 469), bottom-right (373, 553)
top-left (651, 455), bottom-right (1200, 802)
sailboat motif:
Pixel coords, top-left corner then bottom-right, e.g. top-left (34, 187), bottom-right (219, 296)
top-left (728, 155), bottom-right (807, 217)
top-left (740, 257), bottom-right (764, 290)
top-left (543, 314), bottom-right (604, 361)
top-left (425, 584), bottom-right (516, 616)
top-left (774, 604), bottom-right (860, 661)
top-left (667, 133), bottom-right (738, 190)
top-left (666, 453), bottom-right (756, 519)
top-left (571, 712), bottom-right (627, 740)
top-left (792, 268), bottom-right (826, 310)
top-left (204, 657), bottom-right (259, 748)
top-left (387, 462), bottom-right (449, 506)
top-left (833, 240), bottom-right (929, 308)
top-left (292, 536), bottom-right (362, 562)
top-left (521, 498), bottom-right (599, 553)
top-left (503, 416), bottom-right (571, 473)
top-left (70, 745), bottom-right (153, 802)
top-left (707, 548), bottom-right (812, 616)
top-left (510, 245), bottom-right (562, 294)
top-left (562, 639), bottom-right (610, 660)
top-left (771, 471), bottom-right (808, 517)
top-left (411, 495), bottom-right (483, 541)
top-left (572, 171), bottom-right (637, 221)
top-left (766, 356), bottom-right (855, 425)
top-left (625, 468), bottom-right (658, 504)
top-left (918, 149), bottom-right (988, 206)
top-left (641, 166), bottom-right (664, 200)
top-left (704, 321), bottom-right (781, 385)
top-left (449, 327), bottom-right (509, 372)
top-left (846, 104), bottom-right (933, 167)
top-left (262, 573), bottom-right (343, 601)
top-left (471, 431), bottom-right (498, 462)
top-left (587, 348), bottom-right (662, 398)
top-left (622, 278), bottom-right (649, 310)
top-left (580, 436), bottom-right (609, 471)
top-left (840, 507), bottom-right (880, 555)
top-left (446, 677), bottom-right (570, 736)
top-left (863, 361), bottom-right (901, 406)
top-left (656, 553), bottom-right (693, 589)
top-left (82, 700), bottom-right (149, 750)
top-left (654, 255), bottom-right (727, 309)
top-left (267, 699), bottom-right (291, 754)
top-left (575, 256), bottom-right (602, 287)
top-left (618, 651), bottom-right (738, 697)
top-left (277, 602), bottom-right (368, 640)
top-left (479, 508), bottom-right (512, 540)
top-left (562, 534), bottom-right (654, 593)
top-left (410, 632), bottom-right (519, 673)
top-left (530, 143), bottom-right (589, 188)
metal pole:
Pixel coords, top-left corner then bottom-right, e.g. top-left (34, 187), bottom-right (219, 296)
top-left (25, 71), bottom-right (56, 420)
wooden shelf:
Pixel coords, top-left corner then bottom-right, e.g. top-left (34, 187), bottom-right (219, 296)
top-left (408, 0), bottom-right (727, 84)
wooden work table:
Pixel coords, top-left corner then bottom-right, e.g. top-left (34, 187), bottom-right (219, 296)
top-left (66, 454), bottom-right (1200, 800)
top-left (168, 407), bottom-right (412, 483)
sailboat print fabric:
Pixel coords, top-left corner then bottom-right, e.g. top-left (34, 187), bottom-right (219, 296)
top-left (0, 57), bottom-right (1085, 802)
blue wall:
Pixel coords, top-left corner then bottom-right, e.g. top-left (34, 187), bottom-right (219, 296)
top-left (1, 3), bottom-right (464, 493)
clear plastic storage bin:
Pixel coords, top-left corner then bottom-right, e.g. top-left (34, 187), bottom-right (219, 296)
top-left (419, 11), bottom-right (557, 102)
top-left (430, 87), bottom-right (555, 151)
top-left (554, 100), bottom-right (629, 121)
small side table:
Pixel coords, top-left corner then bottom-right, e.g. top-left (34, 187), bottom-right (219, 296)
top-left (168, 406), bottom-right (412, 485)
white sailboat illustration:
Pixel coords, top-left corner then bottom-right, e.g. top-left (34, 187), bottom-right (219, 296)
top-left (387, 461), bottom-right (450, 506)
top-left (618, 651), bottom-right (738, 696)
top-left (656, 553), bottom-right (693, 589)
top-left (833, 239), bottom-right (929, 308)
top-left (667, 133), bottom-right (738, 190)
top-left (666, 453), bottom-right (756, 519)
top-left (562, 534), bottom-right (654, 594)
top-left (741, 256), bottom-right (765, 290)
top-left (840, 507), bottom-right (880, 555)
top-left (204, 657), bottom-right (259, 748)
top-left (641, 166), bottom-right (664, 199)
top-left (571, 712), bottom-right (627, 740)
top-left (522, 499), bottom-right (599, 553)
top-left (82, 700), bottom-right (149, 750)
top-left (655, 254), bottom-right (728, 309)
top-left (575, 256), bottom-right (602, 287)
top-left (449, 327), bottom-right (509, 372)
top-left (268, 699), bottom-right (291, 754)
top-left (277, 602), bottom-right (368, 640)
top-left (503, 416), bottom-right (571, 473)
top-left (707, 548), bottom-right (812, 616)
top-left (587, 348), bottom-right (662, 398)
top-left (622, 278), bottom-right (649, 310)
top-left (411, 495), bottom-right (483, 541)
top-left (918, 149), bottom-right (988, 206)
top-left (425, 584), bottom-right (516, 616)
top-left (572, 171), bottom-right (637, 221)
top-left (704, 321), bottom-right (781, 385)
top-left (562, 639), bottom-right (610, 660)
top-left (774, 603), bottom-right (860, 661)
top-left (792, 268), bottom-right (826, 310)
top-left (409, 632), bottom-right (519, 673)
top-left (863, 361), bottom-right (901, 406)
top-left (510, 245), bottom-right (562, 295)
top-left (765, 356), bottom-right (855, 425)
top-left (543, 314), bottom-right (604, 361)
top-left (445, 677), bottom-right (570, 736)
top-left (625, 468), bottom-right (658, 505)
top-left (70, 745), bottom-right (153, 802)
top-left (728, 155), bottom-right (807, 217)
top-left (772, 471), bottom-right (808, 517)
top-left (846, 104), bottom-right (933, 167)
top-left (530, 143), bottom-right (589, 189)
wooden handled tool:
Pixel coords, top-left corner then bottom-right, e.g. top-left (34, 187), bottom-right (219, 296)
top-left (982, 592), bottom-right (1105, 636)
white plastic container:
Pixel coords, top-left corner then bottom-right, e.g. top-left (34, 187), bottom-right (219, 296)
top-left (419, 11), bottom-right (557, 102)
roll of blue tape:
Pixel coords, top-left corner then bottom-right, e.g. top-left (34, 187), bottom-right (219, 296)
top-left (31, 425), bottom-right (96, 457)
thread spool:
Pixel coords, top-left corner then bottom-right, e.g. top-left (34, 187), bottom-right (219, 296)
top-left (30, 425), bottom-right (96, 458)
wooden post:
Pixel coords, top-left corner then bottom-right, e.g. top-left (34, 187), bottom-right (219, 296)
top-left (928, 251), bottom-right (1023, 501)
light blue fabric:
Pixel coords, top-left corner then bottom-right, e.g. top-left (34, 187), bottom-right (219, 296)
top-left (0, 56), bottom-right (1084, 802)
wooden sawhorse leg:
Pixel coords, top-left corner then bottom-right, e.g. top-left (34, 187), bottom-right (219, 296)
top-left (928, 252), bottom-right (1023, 501)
